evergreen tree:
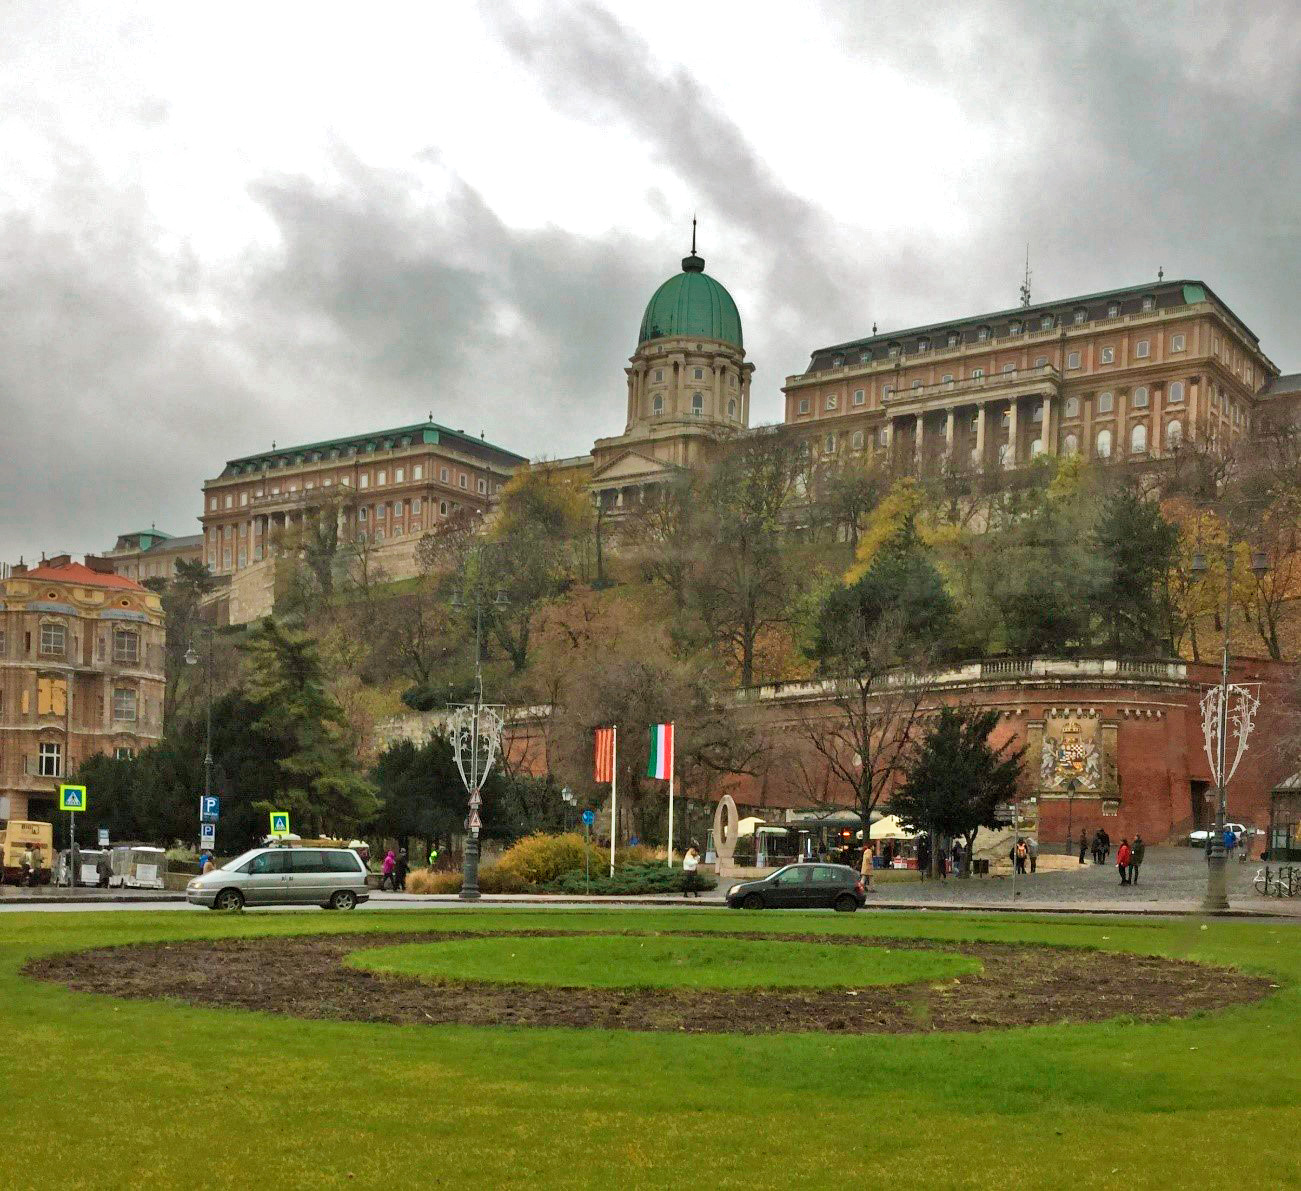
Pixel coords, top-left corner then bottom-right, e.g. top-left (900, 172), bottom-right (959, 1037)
top-left (240, 617), bottom-right (379, 836)
top-left (891, 706), bottom-right (1023, 867)
top-left (1091, 485), bottom-right (1180, 653)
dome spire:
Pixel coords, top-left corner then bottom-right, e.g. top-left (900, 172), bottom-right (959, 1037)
top-left (682, 215), bottom-right (704, 273)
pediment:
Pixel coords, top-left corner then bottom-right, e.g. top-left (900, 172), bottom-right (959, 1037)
top-left (590, 450), bottom-right (683, 484)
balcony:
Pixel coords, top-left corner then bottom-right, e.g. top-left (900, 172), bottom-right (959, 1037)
top-left (884, 365), bottom-right (1061, 414)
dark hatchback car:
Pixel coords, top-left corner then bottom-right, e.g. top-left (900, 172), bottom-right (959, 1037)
top-left (725, 863), bottom-right (867, 912)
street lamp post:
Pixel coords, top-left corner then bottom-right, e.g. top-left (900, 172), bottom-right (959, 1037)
top-left (449, 555), bottom-right (507, 900)
top-left (183, 625), bottom-right (215, 844)
top-left (1064, 776), bottom-right (1079, 857)
top-left (1190, 537), bottom-right (1268, 912)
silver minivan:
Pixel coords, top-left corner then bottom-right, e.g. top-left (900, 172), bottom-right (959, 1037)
top-left (186, 846), bottom-right (370, 911)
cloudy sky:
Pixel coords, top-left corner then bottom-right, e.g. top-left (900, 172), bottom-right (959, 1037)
top-left (2, 0), bottom-right (1298, 565)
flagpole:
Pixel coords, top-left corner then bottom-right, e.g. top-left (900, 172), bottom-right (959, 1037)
top-left (666, 722), bottom-right (675, 869)
top-left (609, 725), bottom-right (618, 879)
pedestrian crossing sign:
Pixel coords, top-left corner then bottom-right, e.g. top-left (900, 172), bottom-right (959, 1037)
top-left (58, 784), bottom-right (88, 812)
top-left (269, 811), bottom-right (291, 837)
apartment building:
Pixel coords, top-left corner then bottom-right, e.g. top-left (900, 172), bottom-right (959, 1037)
top-left (0, 557), bottom-right (165, 824)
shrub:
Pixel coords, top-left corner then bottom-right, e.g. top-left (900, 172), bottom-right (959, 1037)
top-left (542, 863), bottom-right (717, 897)
top-left (404, 863), bottom-right (529, 895)
top-left (614, 844), bottom-right (660, 867)
top-left (496, 833), bottom-right (603, 885)
top-left (404, 868), bottom-right (460, 894)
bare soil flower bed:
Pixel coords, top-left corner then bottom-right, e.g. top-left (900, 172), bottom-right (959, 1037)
top-left (27, 930), bottom-right (1273, 1035)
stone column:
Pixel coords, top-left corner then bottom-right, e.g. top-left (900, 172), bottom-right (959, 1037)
top-left (1152, 384), bottom-right (1165, 458)
top-left (913, 414), bottom-right (924, 473)
top-left (883, 416), bottom-right (896, 468)
top-left (1042, 395), bottom-right (1057, 455)
top-left (1006, 399), bottom-right (1019, 468)
top-left (975, 403), bottom-right (987, 467)
top-left (1083, 392), bottom-right (1094, 460)
top-left (1188, 377), bottom-right (1199, 442)
top-left (945, 407), bottom-right (956, 458)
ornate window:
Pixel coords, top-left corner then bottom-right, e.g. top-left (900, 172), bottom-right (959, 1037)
top-left (797, 397), bottom-right (810, 414)
top-left (1003, 363), bottom-right (1016, 374)
top-left (1064, 432), bottom-right (1079, 454)
top-left (852, 389), bottom-right (865, 405)
top-left (40, 622), bottom-right (65, 657)
top-left (112, 630), bottom-right (138, 664)
top-left (1067, 351), bottom-right (1081, 370)
top-left (852, 430), bottom-right (864, 450)
top-left (1073, 308), bottom-right (1087, 325)
top-left (693, 367), bottom-right (704, 380)
top-left (652, 394), bottom-right (663, 414)
top-left (1064, 396), bottom-right (1080, 418)
top-left (38, 742), bottom-right (61, 777)
top-left (1168, 380), bottom-right (1184, 403)
top-left (1171, 333), bottom-right (1186, 352)
top-left (1132, 386), bottom-right (1149, 408)
top-left (1097, 391), bottom-right (1114, 413)
top-left (1040, 315), bottom-right (1054, 330)
top-left (112, 688), bottom-right (137, 723)
top-left (1130, 423), bottom-right (1148, 454)
top-left (1166, 420), bottom-right (1183, 447)
top-left (727, 398), bottom-right (737, 418)
top-left (971, 368), bottom-right (984, 379)
top-left (1100, 346), bottom-right (1115, 364)
top-left (825, 393), bottom-right (839, 411)
top-left (691, 392), bottom-right (704, 415)
top-left (1135, 339), bottom-right (1150, 358)
top-left (1096, 428), bottom-right (1112, 457)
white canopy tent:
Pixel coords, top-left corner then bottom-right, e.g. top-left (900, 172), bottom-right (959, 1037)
top-left (868, 815), bottom-right (916, 841)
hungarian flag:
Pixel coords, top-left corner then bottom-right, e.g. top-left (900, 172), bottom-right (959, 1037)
top-left (646, 723), bottom-right (673, 780)
top-left (594, 726), bottom-right (616, 783)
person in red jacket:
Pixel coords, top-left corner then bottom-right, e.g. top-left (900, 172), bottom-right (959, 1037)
top-left (1116, 839), bottom-right (1132, 886)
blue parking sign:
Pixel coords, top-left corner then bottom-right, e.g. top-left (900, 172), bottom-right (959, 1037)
top-left (199, 795), bottom-right (220, 822)
top-left (199, 822), bottom-right (216, 847)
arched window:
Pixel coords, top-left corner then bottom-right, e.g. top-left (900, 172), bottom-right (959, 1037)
top-left (1031, 439), bottom-right (1044, 457)
top-left (691, 392), bottom-right (704, 415)
top-left (1064, 396), bottom-right (1079, 418)
top-left (652, 394), bottom-right (663, 414)
top-left (1133, 386), bottom-right (1149, 408)
top-left (1097, 391), bottom-right (1114, 414)
top-left (1096, 428), bottom-right (1112, 457)
top-left (727, 398), bottom-right (737, 418)
top-left (1166, 419), bottom-right (1183, 448)
top-left (1131, 423), bottom-right (1147, 454)
top-left (1064, 433), bottom-right (1079, 455)
top-left (1168, 380), bottom-right (1184, 403)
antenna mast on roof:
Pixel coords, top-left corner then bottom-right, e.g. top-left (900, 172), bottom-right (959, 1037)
top-left (691, 214), bottom-right (696, 255)
top-left (1158, 265), bottom-right (1164, 282)
top-left (1019, 244), bottom-right (1032, 308)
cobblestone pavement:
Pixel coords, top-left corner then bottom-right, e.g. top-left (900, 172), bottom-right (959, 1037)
top-left (861, 845), bottom-right (1300, 914)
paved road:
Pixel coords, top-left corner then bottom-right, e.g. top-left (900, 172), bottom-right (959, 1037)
top-left (1, 847), bottom-right (1296, 917)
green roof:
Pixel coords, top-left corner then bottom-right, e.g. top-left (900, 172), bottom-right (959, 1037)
top-left (638, 254), bottom-right (743, 349)
top-left (220, 420), bottom-right (528, 477)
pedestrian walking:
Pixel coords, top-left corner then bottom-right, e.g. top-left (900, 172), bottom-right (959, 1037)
top-left (1013, 838), bottom-right (1028, 875)
top-left (917, 836), bottom-right (931, 879)
top-left (1116, 838), bottom-right (1131, 886)
top-left (96, 850), bottom-right (112, 888)
top-left (1027, 836), bottom-right (1038, 874)
top-left (395, 847), bottom-right (409, 892)
top-left (1129, 835), bottom-right (1144, 885)
top-left (428, 844), bottom-right (439, 869)
top-left (1101, 829), bottom-right (1111, 864)
top-left (28, 846), bottom-right (44, 887)
top-left (951, 838), bottom-right (964, 879)
top-left (859, 842), bottom-right (874, 891)
top-left (1078, 828), bottom-right (1088, 864)
top-left (381, 849), bottom-right (396, 891)
top-left (682, 844), bottom-right (702, 897)
top-left (1092, 829), bottom-right (1104, 865)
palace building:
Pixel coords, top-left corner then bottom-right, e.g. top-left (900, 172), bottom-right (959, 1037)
top-left (0, 557), bottom-right (165, 823)
top-left (783, 278), bottom-right (1279, 472)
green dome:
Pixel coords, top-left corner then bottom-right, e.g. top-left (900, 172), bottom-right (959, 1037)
top-left (638, 254), bottom-right (743, 349)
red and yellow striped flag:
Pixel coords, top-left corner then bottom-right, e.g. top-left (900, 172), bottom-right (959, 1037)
top-left (594, 726), bottom-right (616, 783)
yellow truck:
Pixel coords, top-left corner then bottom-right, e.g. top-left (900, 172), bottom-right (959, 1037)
top-left (0, 820), bottom-right (55, 885)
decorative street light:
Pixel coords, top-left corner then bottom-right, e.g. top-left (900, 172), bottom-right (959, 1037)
top-left (449, 555), bottom-right (508, 900)
top-left (1063, 776), bottom-right (1079, 857)
top-left (1189, 538), bottom-right (1268, 911)
top-left (184, 625), bottom-right (215, 842)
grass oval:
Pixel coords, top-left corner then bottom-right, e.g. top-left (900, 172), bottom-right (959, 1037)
top-left (348, 935), bottom-right (981, 990)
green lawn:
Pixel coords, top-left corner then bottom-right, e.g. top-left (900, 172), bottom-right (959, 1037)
top-left (2, 908), bottom-right (1299, 1190)
top-left (349, 933), bottom-right (979, 989)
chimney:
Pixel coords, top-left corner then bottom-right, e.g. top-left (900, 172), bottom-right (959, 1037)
top-left (46, 554), bottom-right (72, 568)
top-left (84, 555), bottom-right (115, 574)
top-left (10, 562), bottom-right (27, 576)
